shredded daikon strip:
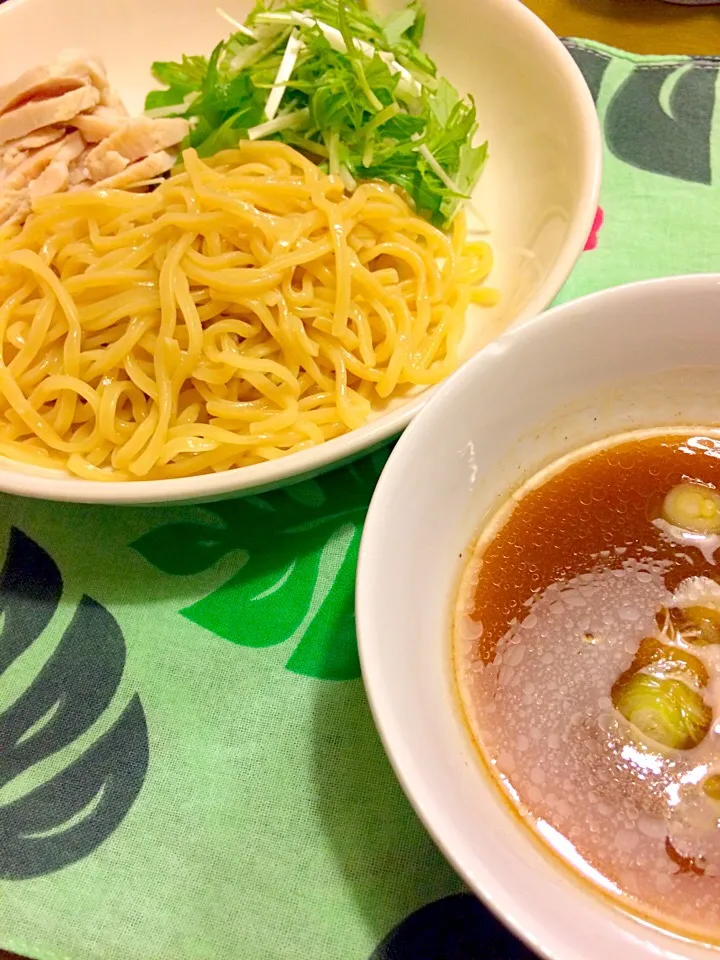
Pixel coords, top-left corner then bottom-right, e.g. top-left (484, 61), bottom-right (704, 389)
top-left (264, 30), bottom-right (304, 121)
top-left (216, 6), bottom-right (257, 38)
top-left (255, 11), bottom-right (422, 98)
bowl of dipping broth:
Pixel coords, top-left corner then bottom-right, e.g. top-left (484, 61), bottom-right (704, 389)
top-left (357, 274), bottom-right (720, 960)
top-left (0, 0), bottom-right (599, 504)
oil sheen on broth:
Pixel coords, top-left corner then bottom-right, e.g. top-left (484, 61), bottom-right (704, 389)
top-left (455, 432), bottom-right (720, 938)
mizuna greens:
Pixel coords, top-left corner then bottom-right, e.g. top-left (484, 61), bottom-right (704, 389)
top-left (144, 0), bottom-right (487, 228)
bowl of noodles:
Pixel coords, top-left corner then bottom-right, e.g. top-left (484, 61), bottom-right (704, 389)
top-left (0, 0), bottom-right (600, 503)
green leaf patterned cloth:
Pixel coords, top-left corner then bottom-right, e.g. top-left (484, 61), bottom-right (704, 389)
top-left (0, 40), bottom-right (719, 960)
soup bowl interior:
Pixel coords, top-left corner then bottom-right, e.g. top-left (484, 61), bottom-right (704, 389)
top-left (0, 0), bottom-right (599, 503)
top-left (357, 274), bottom-right (720, 960)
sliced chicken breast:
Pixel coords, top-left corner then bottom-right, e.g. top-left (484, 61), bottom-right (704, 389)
top-left (0, 131), bottom-right (87, 224)
top-left (1, 126), bottom-right (66, 155)
top-left (0, 127), bottom-right (67, 179)
top-left (28, 159), bottom-right (71, 198)
top-left (0, 50), bottom-right (109, 116)
top-left (90, 150), bottom-right (176, 190)
top-left (0, 85), bottom-right (100, 146)
top-left (0, 52), bottom-right (185, 224)
top-left (0, 190), bottom-right (27, 226)
top-left (84, 116), bottom-right (188, 181)
top-left (1, 131), bottom-right (85, 192)
top-left (71, 107), bottom-right (130, 143)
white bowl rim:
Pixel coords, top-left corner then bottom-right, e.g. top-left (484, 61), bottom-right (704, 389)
top-left (356, 273), bottom-right (720, 960)
top-left (0, 0), bottom-right (601, 504)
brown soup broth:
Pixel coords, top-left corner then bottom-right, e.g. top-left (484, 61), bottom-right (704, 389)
top-left (455, 433), bottom-right (720, 937)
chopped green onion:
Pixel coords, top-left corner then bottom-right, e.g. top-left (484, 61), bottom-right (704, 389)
top-left (663, 482), bottom-right (720, 534)
top-left (629, 635), bottom-right (709, 688)
top-left (704, 774), bottom-right (720, 800)
top-left (665, 605), bottom-right (720, 646)
top-left (613, 672), bottom-right (712, 751)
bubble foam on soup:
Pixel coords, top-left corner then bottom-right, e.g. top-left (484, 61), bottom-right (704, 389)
top-left (455, 431), bottom-right (720, 940)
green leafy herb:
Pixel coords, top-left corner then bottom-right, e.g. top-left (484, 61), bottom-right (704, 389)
top-left (144, 54), bottom-right (209, 112)
top-left (144, 0), bottom-right (487, 227)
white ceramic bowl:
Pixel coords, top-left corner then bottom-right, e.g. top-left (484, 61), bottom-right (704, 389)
top-left (0, 0), bottom-right (600, 503)
top-left (357, 274), bottom-right (720, 960)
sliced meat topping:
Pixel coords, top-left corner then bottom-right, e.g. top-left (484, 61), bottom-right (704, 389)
top-left (71, 107), bottom-right (129, 143)
top-left (28, 159), bottom-right (70, 198)
top-left (1, 131), bottom-right (85, 192)
top-left (1, 125), bottom-right (66, 154)
top-left (91, 150), bottom-right (176, 190)
top-left (0, 50), bottom-right (109, 116)
top-left (0, 85), bottom-right (100, 146)
top-left (0, 51), bottom-right (187, 225)
top-left (0, 189), bottom-right (27, 227)
top-left (0, 127), bottom-right (67, 178)
top-left (84, 116), bottom-right (188, 180)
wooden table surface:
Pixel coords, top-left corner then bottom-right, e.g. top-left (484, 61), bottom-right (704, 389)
top-left (525, 0), bottom-right (720, 54)
top-left (1, 3), bottom-right (718, 960)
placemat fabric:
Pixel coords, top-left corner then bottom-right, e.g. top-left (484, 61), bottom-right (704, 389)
top-left (0, 40), bottom-right (718, 960)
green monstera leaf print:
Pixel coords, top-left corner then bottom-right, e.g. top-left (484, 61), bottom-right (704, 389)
top-left (0, 527), bottom-right (149, 879)
top-left (132, 448), bottom-right (390, 681)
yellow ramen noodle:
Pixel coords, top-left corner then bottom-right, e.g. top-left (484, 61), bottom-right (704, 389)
top-left (0, 140), bottom-right (495, 481)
